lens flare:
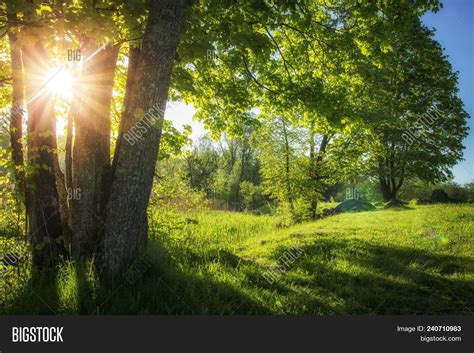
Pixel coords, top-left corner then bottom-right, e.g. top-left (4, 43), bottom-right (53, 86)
top-left (45, 67), bottom-right (73, 99)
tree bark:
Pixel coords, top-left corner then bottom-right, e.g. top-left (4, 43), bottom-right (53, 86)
top-left (309, 127), bottom-right (329, 220)
top-left (7, 12), bottom-right (25, 201)
top-left (309, 125), bottom-right (316, 220)
top-left (99, 0), bottom-right (187, 279)
top-left (281, 117), bottom-right (293, 211)
top-left (22, 41), bottom-right (66, 267)
top-left (378, 157), bottom-right (404, 202)
top-left (379, 177), bottom-right (392, 201)
top-left (110, 46), bottom-right (141, 179)
top-left (65, 96), bottom-right (75, 203)
top-left (71, 40), bottom-right (119, 260)
top-left (379, 176), bottom-right (400, 202)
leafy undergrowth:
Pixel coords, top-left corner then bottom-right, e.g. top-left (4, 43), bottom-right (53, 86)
top-left (1, 204), bottom-right (473, 314)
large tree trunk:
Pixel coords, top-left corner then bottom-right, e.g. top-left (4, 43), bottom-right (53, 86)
top-left (22, 41), bottom-right (66, 267)
top-left (71, 40), bottom-right (119, 260)
top-left (99, 0), bottom-right (187, 279)
top-left (379, 176), bottom-right (403, 202)
top-left (378, 157), bottom-right (404, 202)
top-left (379, 177), bottom-right (394, 202)
top-left (110, 45), bottom-right (141, 177)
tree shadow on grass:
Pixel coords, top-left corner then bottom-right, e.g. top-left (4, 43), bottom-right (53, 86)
top-left (74, 261), bottom-right (94, 313)
top-left (89, 241), bottom-right (339, 315)
top-left (271, 238), bottom-right (474, 314)
top-left (3, 267), bottom-right (61, 315)
top-left (7, 236), bottom-right (471, 315)
top-left (384, 207), bottom-right (414, 211)
top-left (4, 242), bottom-right (275, 314)
top-left (77, 243), bottom-right (273, 315)
top-left (161, 246), bottom-right (336, 314)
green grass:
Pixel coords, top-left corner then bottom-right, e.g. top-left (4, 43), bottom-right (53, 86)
top-left (1, 204), bottom-right (473, 314)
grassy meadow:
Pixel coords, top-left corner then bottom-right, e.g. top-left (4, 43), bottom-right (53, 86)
top-left (1, 203), bottom-right (473, 315)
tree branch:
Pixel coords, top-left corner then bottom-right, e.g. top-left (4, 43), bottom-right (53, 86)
top-left (241, 55), bottom-right (280, 95)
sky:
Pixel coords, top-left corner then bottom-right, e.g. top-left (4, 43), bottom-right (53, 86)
top-left (166, 0), bottom-right (474, 185)
top-left (422, 0), bottom-right (474, 184)
top-left (164, 101), bottom-right (205, 143)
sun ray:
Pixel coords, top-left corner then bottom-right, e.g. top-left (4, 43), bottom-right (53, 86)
top-left (44, 66), bottom-right (74, 99)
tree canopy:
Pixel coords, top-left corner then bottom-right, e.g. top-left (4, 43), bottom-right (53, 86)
top-left (0, 0), bottom-right (469, 277)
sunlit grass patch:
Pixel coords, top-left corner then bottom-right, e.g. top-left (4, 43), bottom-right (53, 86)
top-left (1, 204), bottom-right (473, 314)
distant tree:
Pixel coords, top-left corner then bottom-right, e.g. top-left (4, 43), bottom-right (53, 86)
top-left (184, 136), bottom-right (220, 197)
top-left (361, 22), bottom-right (469, 201)
top-left (257, 116), bottom-right (310, 224)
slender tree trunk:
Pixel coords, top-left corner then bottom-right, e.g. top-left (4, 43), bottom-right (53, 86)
top-left (235, 139), bottom-right (249, 209)
top-left (309, 125), bottom-right (316, 220)
top-left (22, 41), bottom-right (66, 267)
top-left (309, 127), bottom-right (329, 220)
top-left (99, 0), bottom-right (187, 279)
top-left (54, 152), bottom-right (71, 247)
top-left (7, 13), bottom-right (25, 201)
top-left (65, 96), bottom-right (75, 201)
top-left (71, 40), bottom-right (119, 260)
top-left (63, 86), bottom-right (80, 250)
top-left (281, 118), bottom-right (293, 211)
